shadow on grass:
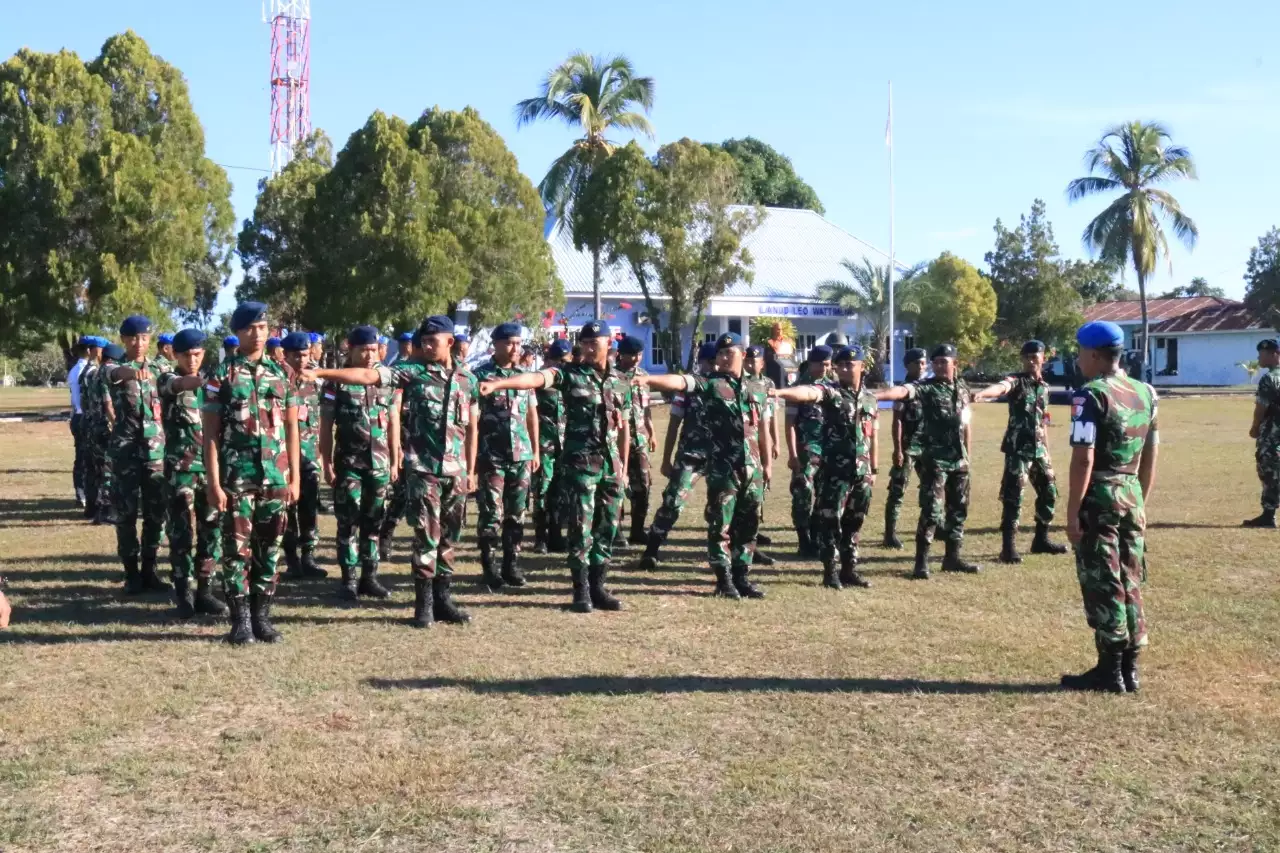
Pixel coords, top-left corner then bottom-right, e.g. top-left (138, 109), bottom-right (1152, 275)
top-left (0, 630), bottom-right (211, 646)
top-left (365, 674), bottom-right (1061, 696)
top-left (0, 498), bottom-right (83, 521)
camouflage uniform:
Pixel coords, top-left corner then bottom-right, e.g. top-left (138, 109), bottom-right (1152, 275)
top-left (620, 365), bottom-right (652, 541)
top-left (744, 373), bottom-right (777, 537)
top-left (1068, 375), bottom-right (1157, 653)
top-left (108, 360), bottom-right (168, 568)
top-left (787, 373), bottom-right (829, 546)
top-left (532, 373), bottom-right (567, 548)
top-left (472, 360), bottom-right (535, 579)
top-left (79, 363), bottom-right (107, 516)
top-left (203, 354), bottom-right (297, 597)
top-left (159, 372), bottom-right (221, 585)
top-left (90, 365), bottom-right (119, 522)
top-left (646, 382), bottom-right (711, 549)
top-left (1253, 367), bottom-right (1280, 512)
top-left (907, 378), bottom-right (973, 547)
top-left (999, 373), bottom-right (1057, 528)
top-left (284, 371), bottom-right (322, 564)
top-left (884, 380), bottom-right (924, 536)
top-left (813, 382), bottom-right (879, 586)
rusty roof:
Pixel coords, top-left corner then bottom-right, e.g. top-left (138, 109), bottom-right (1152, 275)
top-left (1084, 297), bottom-right (1236, 324)
top-left (1149, 302), bottom-right (1270, 334)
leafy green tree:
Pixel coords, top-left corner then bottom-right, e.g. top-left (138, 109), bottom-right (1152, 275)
top-left (706, 137), bottom-right (824, 213)
top-left (1243, 227), bottom-right (1280, 329)
top-left (816, 257), bottom-right (925, 380)
top-left (515, 52), bottom-right (655, 317)
top-left (21, 343), bottom-right (67, 386)
top-left (1156, 276), bottom-right (1225, 299)
top-left (1061, 257), bottom-right (1133, 304)
top-left (1067, 121), bottom-right (1198, 378)
top-left (915, 253), bottom-right (997, 364)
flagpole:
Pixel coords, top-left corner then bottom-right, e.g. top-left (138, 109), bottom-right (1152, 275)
top-left (886, 81), bottom-right (895, 386)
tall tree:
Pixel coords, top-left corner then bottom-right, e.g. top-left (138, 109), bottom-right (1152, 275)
top-left (1156, 276), bottom-right (1225, 299)
top-left (515, 52), bottom-right (655, 318)
top-left (1067, 121), bottom-right (1198, 379)
top-left (915, 253), bottom-right (998, 365)
top-left (984, 200), bottom-right (1085, 349)
top-left (706, 137), bottom-right (824, 213)
top-left (1243, 227), bottom-right (1280, 329)
top-left (1062, 257), bottom-right (1133, 304)
top-left (816, 257), bottom-right (924, 380)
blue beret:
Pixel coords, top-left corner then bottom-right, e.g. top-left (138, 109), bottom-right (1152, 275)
top-left (172, 329), bottom-right (206, 354)
top-left (419, 315), bottom-right (455, 336)
top-left (1257, 339), bottom-right (1279, 353)
top-left (807, 345), bottom-right (832, 363)
top-left (745, 344), bottom-right (764, 359)
top-left (78, 335), bottom-right (94, 347)
top-left (617, 335), bottom-right (645, 355)
top-left (157, 332), bottom-right (174, 345)
top-left (454, 332), bottom-right (469, 344)
top-left (715, 332), bottom-right (743, 351)
top-left (397, 332), bottom-right (414, 343)
top-left (904, 347), bottom-right (927, 364)
top-left (834, 344), bottom-right (865, 363)
top-left (492, 322), bottom-right (523, 341)
top-left (102, 343), bottom-right (126, 361)
top-left (120, 315), bottom-right (153, 336)
top-left (697, 342), bottom-right (718, 362)
top-left (931, 343), bottom-right (958, 359)
top-left (282, 331), bottom-right (311, 352)
top-left (378, 335), bottom-right (389, 345)
top-left (223, 335), bottom-right (239, 347)
top-left (308, 332), bottom-right (323, 344)
top-left (267, 337), bottom-right (282, 349)
top-left (348, 325), bottom-right (380, 347)
top-left (546, 338), bottom-right (572, 358)
top-left (1076, 321), bottom-right (1124, 349)
top-left (230, 302), bottom-right (268, 331)
top-left (578, 320), bottom-right (610, 340)
top-left (1021, 339), bottom-right (1046, 356)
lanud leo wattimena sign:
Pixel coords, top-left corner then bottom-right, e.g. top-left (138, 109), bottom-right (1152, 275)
top-left (708, 300), bottom-right (857, 318)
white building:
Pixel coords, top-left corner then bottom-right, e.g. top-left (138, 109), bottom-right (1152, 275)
top-left (1085, 297), bottom-right (1272, 386)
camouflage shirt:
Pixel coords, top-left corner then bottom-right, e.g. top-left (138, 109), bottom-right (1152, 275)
top-left (672, 376), bottom-right (712, 464)
top-left (473, 361), bottom-right (534, 464)
top-left (291, 372), bottom-right (322, 464)
top-left (80, 364), bottom-right (104, 426)
top-left (817, 382), bottom-right (879, 478)
top-left (892, 379), bottom-right (924, 458)
top-left (202, 354), bottom-right (298, 491)
top-left (786, 372), bottom-right (830, 454)
top-left (159, 372), bottom-right (206, 475)
top-left (108, 359), bottom-right (166, 467)
top-left (905, 377), bottom-right (972, 471)
top-left (1256, 368), bottom-right (1280, 448)
top-left (681, 372), bottom-right (767, 476)
top-left (623, 366), bottom-right (652, 450)
top-left (1000, 372), bottom-right (1051, 459)
top-left (745, 373), bottom-right (778, 422)
top-left (322, 364), bottom-right (398, 473)
top-left (535, 380), bottom-right (566, 455)
top-left (539, 363), bottom-right (632, 474)
top-left (388, 360), bottom-right (478, 478)
top-left (1070, 374), bottom-right (1158, 481)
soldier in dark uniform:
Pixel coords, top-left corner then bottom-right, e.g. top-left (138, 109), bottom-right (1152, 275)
top-left (786, 346), bottom-right (833, 557)
top-left (742, 345), bottom-right (779, 564)
top-left (1244, 338), bottom-right (1280, 528)
top-left (883, 347), bottom-right (926, 548)
top-left (532, 338), bottom-right (571, 553)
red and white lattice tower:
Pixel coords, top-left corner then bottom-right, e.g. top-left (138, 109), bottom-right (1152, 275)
top-left (265, 0), bottom-right (311, 175)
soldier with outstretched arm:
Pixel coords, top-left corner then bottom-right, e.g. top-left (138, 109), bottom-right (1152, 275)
top-left (883, 347), bottom-right (927, 549)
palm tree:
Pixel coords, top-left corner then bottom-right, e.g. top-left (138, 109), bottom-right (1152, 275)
top-left (817, 257), bottom-right (925, 381)
top-left (1067, 121), bottom-right (1198, 380)
top-left (515, 53), bottom-right (655, 318)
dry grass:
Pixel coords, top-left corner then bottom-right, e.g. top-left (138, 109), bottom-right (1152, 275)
top-left (1, 399), bottom-right (1278, 852)
top-left (0, 386), bottom-right (75, 415)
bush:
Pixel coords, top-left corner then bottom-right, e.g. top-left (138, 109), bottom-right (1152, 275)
top-left (21, 344), bottom-right (67, 386)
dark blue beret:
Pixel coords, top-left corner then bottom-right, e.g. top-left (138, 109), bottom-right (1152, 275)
top-left (78, 335), bottom-right (94, 347)
top-left (715, 332), bottom-right (742, 351)
top-left (308, 332), bottom-right (323, 344)
top-left (230, 302), bottom-right (268, 331)
top-left (617, 335), bottom-right (645, 355)
top-left (745, 344), bottom-right (765, 359)
top-left (348, 325), bottom-right (380, 347)
top-left (697, 342), bottom-right (718, 362)
top-left (904, 347), bottom-right (927, 364)
top-left (454, 332), bottom-right (469, 344)
top-left (546, 338), bottom-right (572, 358)
top-left (102, 344), bottom-right (126, 361)
top-left (808, 345), bottom-right (832, 363)
top-left (378, 335), bottom-right (389, 345)
top-left (267, 337), bottom-right (282, 349)
top-left (96, 336), bottom-right (110, 348)
top-left (282, 332), bottom-right (311, 352)
top-left (419, 315), bottom-right (455, 336)
top-left (1258, 339), bottom-right (1280, 353)
top-left (834, 344), bottom-right (865, 363)
top-left (172, 329), bottom-right (206, 354)
top-left (1076, 321), bottom-right (1124, 349)
top-left (1021, 339), bottom-right (1046, 356)
top-left (157, 332), bottom-right (174, 345)
top-left (120, 315), bottom-right (153, 336)
top-left (397, 332), bottom-right (413, 343)
top-left (931, 343), bottom-right (958, 359)
top-left (223, 335), bottom-right (239, 348)
top-left (578, 320), bottom-right (610, 340)
top-left (492, 322), bottom-right (523, 341)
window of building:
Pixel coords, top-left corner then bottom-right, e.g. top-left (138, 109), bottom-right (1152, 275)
top-left (1155, 337), bottom-right (1179, 374)
top-left (796, 334), bottom-right (817, 361)
top-left (651, 340), bottom-right (665, 366)
top-left (903, 335), bottom-right (915, 351)
top-left (728, 318), bottom-right (742, 335)
top-left (704, 332), bottom-right (718, 344)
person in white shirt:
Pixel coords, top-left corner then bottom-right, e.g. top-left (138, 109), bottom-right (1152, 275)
top-left (67, 335), bottom-right (100, 508)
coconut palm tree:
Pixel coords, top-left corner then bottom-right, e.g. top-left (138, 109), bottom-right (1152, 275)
top-left (515, 53), bottom-right (655, 318)
top-left (1067, 121), bottom-right (1198, 379)
top-left (817, 257), bottom-right (925, 380)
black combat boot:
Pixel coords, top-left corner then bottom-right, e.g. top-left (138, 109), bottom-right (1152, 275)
top-left (358, 560), bottom-right (391, 599)
top-left (249, 592), bottom-right (283, 643)
top-left (224, 595), bottom-right (255, 645)
top-left (123, 556), bottom-right (145, 595)
top-left (570, 566), bottom-right (593, 613)
top-left (588, 564), bottom-right (623, 611)
top-left (501, 545), bottom-right (527, 588)
top-left (628, 497), bottom-right (649, 546)
top-left (912, 540), bottom-right (931, 580)
top-left (822, 562), bottom-right (843, 590)
top-left (1242, 509), bottom-right (1277, 528)
top-left (639, 530), bottom-right (662, 571)
top-left (297, 549), bottom-right (327, 579)
top-left (797, 527), bottom-right (820, 558)
top-left (753, 549), bottom-right (775, 566)
top-left (713, 565), bottom-right (741, 599)
top-left (532, 509), bottom-right (549, 554)
top-left (479, 542), bottom-right (503, 591)
top-left (174, 576), bottom-right (195, 619)
top-left (283, 540), bottom-right (302, 578)
top-left (1061, 647), bottom-right (1125, 694)
top-left (941, 539), bottom-right (981, 574)
top-left (999, 524), bottom-right (1022, 565)
top-left (839, 553), bottom-right (871, 589)
top-left (432, 575), bottom-right (471, 624)
top-left (732, 565), bottom-right (765, 599)
top-left (546, 509), bottom-right (568, 552)
top-left (883, 513), bottom-right (904, 550)
top-left (338, 565), bottom-right (359, 601)
top-left (1121, 648), bottom-right (1141, 694)
top-left (140, 552), bottom-right (171, 592)
top-left (379, 532), bottom-right (393, 564)
top-left (1030, 522), bottom-right (1069, 555)
top-left (756, 532), bottom-right (773, 546)
top-left (411, 577), bottom-right (433, 629)
top-left (194, 576), bottom-right (229, 616)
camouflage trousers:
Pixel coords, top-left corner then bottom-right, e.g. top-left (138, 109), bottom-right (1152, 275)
top-left (619, 443), bottom-right (652, 534)
top-left (816, 471), bottom-right (873, 568)
top-left (221, 487), bottom-right (288, 596)
top-left (916, 461), bottom-right (970, 545)
top-left (563, 453), bottom-right (624, 571)
top-left (1000, 453), bottom-right (1057, 527)
top-left (112, 455), bottom-right (166, 562)
top-left (404, 471), bottom-right (466, 579)
top-left (334, 466), bottom-right (391, 570)
top-left (1075, 478), bottom-right (1148, 651)
top-left (790, 449), bottom-right (822, 532)
top-left (89, 433), bottom-right (113, 517)
top-left (71, 414), bottom-right (86, 492)
top-left (476, 459), bottom-right (532, 553)
top-left (168, 470), bottom-right (221, 582)
top-left (285, 461), bottom-right (321, 556)
top-left (884, 455), bottom-right (921, 526)
top-left (1255, 442), bottom-right (1280, 512)
top-left (380, 468), bottom-right (408, 543)
top-left (705, 467), bottom-right (764, 572)
top-left (648, 458), bottom-right (705, 546)
top-left (531, 444), bottom-right (562, 532)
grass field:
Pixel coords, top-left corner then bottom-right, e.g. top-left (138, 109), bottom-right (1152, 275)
top-left (1, 399), bottom-right (1278, 852)
top-left (0, 386), bottom-right (74, 415)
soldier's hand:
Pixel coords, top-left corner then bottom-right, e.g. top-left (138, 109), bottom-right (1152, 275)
top-left (771, 444), bottom-right (779, 461)
top-left (322, 462), bottom-right (335, 485)
top-left (661, 459), bottom-right (674, 479)
top-left (299, 368), bottom-right (318, 384)
top-left (390, 464), bottom-right (400, 484)
top-left (1066, 518), bottom-right (1083, 547)
top-left (762, 466), bottom-right (772, 489)
top-left (531, 454), bottom-right (541, 474)
top-left (788, 457), bottom-right (801, 472)
top-left (207, 483), bottom-right (227, 513)
top-left (648, 436), bottom-right (656, 453)
top-left (1249, 426), bottom-right (1260, 440)
top-left (894, 450), bottom-right (904, 467)
top-left (479, 381), bottom-right (496, 396)
top-left (467, 472), bottom-right (478, 494)
top-left (0, 589), bottom-right (11, 628)
top-left (867, 473), bottom-right (877, 488)
top-left (288, 478), bottom-right (300, 504)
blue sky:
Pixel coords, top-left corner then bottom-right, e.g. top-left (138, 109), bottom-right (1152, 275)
top-left (6, 0), bottom-right (1278, 315)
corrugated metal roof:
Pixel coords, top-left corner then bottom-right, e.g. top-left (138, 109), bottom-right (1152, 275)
top-left (1149, 303), bottom-right (1269, 334)
top-left (549, 206), bottom-right (900, 301)
top-left (1084, 297), bottom-right (1234, 324)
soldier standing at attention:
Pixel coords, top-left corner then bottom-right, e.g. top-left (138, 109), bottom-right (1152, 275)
top-left (308, 332), bottom-right (325, 368)
top-left (883, 347), bottom-right (926, 549)
top-left (453, 332), bottom-right (471, 365)
top-left (387, 332), bottom-right (413, 368)
top-left (1061, 321), bottom-right (1159, 693)
top-left (318, 325), bottom-right (400, 601)
top-left (68, 336), bottom-right (93, 508)
top-left (972, 340), bottom-right (1068, 562)
top-left (875, 344), bottom-right (981, 579)
top-left (155, 329), bottom-right (228, 618)
top-left (202, 302), bottom-right (301, 645)
top-left (1243, 338), bottom-right (1280, 528)
top-left (155, 333), bottom-right (176, 373)
top-left (638, 342), bottom-right (718, 569)
top-left (742, 345), bottom-right (779, 564)
top-left (773, 344), bottom-right (878, 589)
top-left (279, 332), bottom-right (327, 579)
top-left (86, 342), bottom-right (122, 525)
top-left (787, 346), bottom-right (833, 557)
top-left (75, 337), bottom-right (106, 516)
top-left (104, 315), bottom-right (171, 594)
top-left (616, 336), bottom-right (654, 547)
top-left (379, 333), bottom-right (416, 562)
top-left (638, 333), bottom-right (773, 598)
top-left (472, 322), bottom-right (540, 590)
top-left (532, 338), bottom-right (570, 553)
top-left (479, 321), bottom-right (631, 613)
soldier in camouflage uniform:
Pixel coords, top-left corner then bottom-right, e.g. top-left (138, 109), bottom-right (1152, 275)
top-left (786, 346), bottom-right (833, 557)
top-left (883, 347), bottom-right (927, 549)
top-left (317, 325), bottom-right (400, 601)
top-left (77, 337), bottom-right (105, 518)
top-left (973, 339), bottom-right (1069, 563)
top-left (267, 336), bottom-right (285, 366)
top-left (641, 333), bottom-right (773, 598)
top-left (155, 332), bottom-right (175, 374)
top-left (1062, 321), bottom-right (1159, 694)
top-left (775, 344), bottom-right (878, 590)
top-left (104, 315), bottom-right (171, 594)
top-left (202, 302), bottom-right (302, 645)
top-left (615, 336), bottom-right (654, 547)
top-left (378, 332), bottom-right (417, 559)
top-left (1244, 338), bottom-right (1280, 527)
top-left (86, 343), bottom-right (123, 525)
top-left (638, 342), bottom-right (718, 569)
top-left (156, 329), bottom-right (228, 618)
top-left (876, 343), bottom-right (981, 579)
top-left (472, 322), bottom-right (539, 589)
top-left (280, 332), bottom-right (327, 579)
top-left (742, 345), bottom-right (779, 565)
top-left (480, 320), bottom-right (631, 613)
top-left (532, 338), bottom-right (571, 553)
